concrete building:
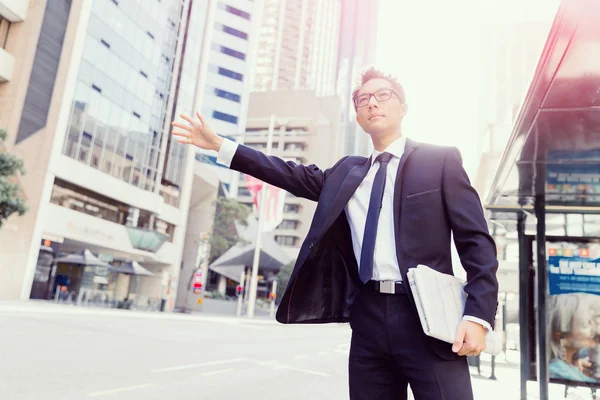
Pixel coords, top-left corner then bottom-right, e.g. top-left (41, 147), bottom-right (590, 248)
top-left (174, 0), bottom-right (262, 310)
top-left (235, 90), bottom-right (343, 259)
top-left (336, 0), bottom-right (380, 157)
top-left (0, 0), bottom-right (211, 310)
top-left (253, 0), bottom-right (341, 96)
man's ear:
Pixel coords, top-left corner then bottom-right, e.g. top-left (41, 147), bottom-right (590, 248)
top-left (401, 103), bottom-right (408, 117)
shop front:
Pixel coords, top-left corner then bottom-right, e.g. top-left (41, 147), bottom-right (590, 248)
top-left (31, 203), bottom-right (178, 311)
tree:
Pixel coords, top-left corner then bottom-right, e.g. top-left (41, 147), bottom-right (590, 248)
top-left (0, 128), bottom-right (27, 229)
top-left (209, 196), bottom-right (252, 263)
top-left (276, 260), bottom-right (295, 296)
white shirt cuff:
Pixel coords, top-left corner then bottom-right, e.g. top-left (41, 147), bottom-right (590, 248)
top-left (463, 315), bottom-right (492, 332)
top-left (216, 138), bottom-right (239, 168)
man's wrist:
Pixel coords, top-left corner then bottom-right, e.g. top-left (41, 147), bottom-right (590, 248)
top-left (463, 316), bottom-right (492, 332)
top-left (212, 136), bottom-right (224, 152)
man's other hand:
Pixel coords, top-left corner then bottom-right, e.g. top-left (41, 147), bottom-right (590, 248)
top-left (452, 320), bottom-right (486, 356)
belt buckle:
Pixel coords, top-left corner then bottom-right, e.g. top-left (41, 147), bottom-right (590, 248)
top-left (379, 281), bottom-right (395, 294)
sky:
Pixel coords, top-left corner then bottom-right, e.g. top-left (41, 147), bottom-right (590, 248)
top-left (375, 0), bottom-right (561, 175)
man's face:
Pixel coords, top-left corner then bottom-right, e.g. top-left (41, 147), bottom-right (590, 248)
top-left (355, 78), bottom-right (407, 135)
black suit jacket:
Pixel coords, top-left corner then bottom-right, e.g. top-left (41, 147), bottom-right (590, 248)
top-left (229, 138), bottom-right (499, 358)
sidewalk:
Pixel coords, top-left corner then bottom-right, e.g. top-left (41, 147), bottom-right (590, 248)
top-left (0, 300), bottom-right (278, 325)
top-left (469, 352), bottom-right (596, 400)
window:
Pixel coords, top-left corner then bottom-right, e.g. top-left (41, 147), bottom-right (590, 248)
top-left (238, 187), bottom-right (252, 197)
top-left (278, 220), bottom-right (299, 230)
top-left (218, 67), bottom-right (243, 81)
top-left (154, 218), bottom-right (175, 242)
top-left (283, 204), bottom-right (300, 213)
top-left (275, 235), bottom-right (298, 246)
top-left (284, 142), bottom-right (306, 151)
top-left (213, 111), bottom-right (238, 124)
top-left (220, 3), bottom-right (251, 20)
top-left (222, 25), bottom-right (248, 40)
top-left (0, 16), bottom-right (10, 49)
top-left (219, 45), bottom-right (245, 61)
top-left (214, 88), bottom-right (241, 103)
top-left (50, 178), bottom-right (128, 225)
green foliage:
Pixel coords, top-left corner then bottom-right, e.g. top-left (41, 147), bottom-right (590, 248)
top-left (0, 129), bottom-right (27, 228)
top-left (209, 196), bottom-right (252, 263)
top-left (276, 260), bottom-right (295, 294)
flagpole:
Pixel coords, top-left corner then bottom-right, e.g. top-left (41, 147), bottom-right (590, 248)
top-left (247, 114), bottom-right (276, 318)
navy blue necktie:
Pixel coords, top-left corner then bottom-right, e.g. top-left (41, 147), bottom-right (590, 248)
top-left (359, 152), bottom-right (394, 283)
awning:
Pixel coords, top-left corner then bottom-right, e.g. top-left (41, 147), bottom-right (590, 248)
top-left (54, 249), bottom-right (111, 268)
top-left (209, 217), bottom-right (292, 272)
top-left (486, 0), bottom-right (600, 232)
top-left (109, 261), bottom-right (155, 277)
top-left (125, 227), bottom-right (169, 253)
top-left (209, 264), bottom-right (245, 283)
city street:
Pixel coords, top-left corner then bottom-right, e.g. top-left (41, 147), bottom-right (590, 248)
top-left (0, 302), bottom-right (595, 400)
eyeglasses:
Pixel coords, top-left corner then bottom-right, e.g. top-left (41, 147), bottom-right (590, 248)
top-left (354, 88), bottom-right (400, 108)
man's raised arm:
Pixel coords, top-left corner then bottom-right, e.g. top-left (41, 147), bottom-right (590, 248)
top-left (172, 112), bottom-right (327, 201)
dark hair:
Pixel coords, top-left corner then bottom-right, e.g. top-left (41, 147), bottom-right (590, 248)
top-left (351, 67), bottom-right (406, 110)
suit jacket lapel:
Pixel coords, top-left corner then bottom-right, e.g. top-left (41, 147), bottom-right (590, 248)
top-left (393, 138), bottom-right (418, 274)
top-left (320, 157), bottom-right (371, 236)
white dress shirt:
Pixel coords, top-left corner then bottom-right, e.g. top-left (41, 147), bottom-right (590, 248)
top-left (344, 137), bottom-right (406, 282)
top-left (216, 137), bottom-right (491, 330)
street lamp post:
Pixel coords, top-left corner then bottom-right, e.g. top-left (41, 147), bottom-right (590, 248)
top-left (246, 114), bottom-right (276, 318)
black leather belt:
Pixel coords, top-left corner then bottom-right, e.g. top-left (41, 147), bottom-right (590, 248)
top-left (364, 280), bottom-right (406, 295)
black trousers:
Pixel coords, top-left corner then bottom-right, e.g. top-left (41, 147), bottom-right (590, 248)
top-left (348, 289), bottom-right (474, 400)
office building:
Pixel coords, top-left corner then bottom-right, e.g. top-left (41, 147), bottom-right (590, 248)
top-left (0, 0), bottom-right (208, 310)
top-left (193, 0), bottom-right (262, 197)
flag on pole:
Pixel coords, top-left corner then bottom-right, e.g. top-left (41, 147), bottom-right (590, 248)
top-left (243, 174), bottom-right (286, 232)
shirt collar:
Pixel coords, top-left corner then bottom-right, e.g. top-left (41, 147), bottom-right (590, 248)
top-left (370, 136), bottom-right (407, 166)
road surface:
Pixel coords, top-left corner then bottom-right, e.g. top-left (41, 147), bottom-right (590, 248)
top-left (0, 302), bottom-right (595, 399)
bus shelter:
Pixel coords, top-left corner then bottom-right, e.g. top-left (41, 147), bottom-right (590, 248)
top-left (485, 0), bottom-right (600, 398)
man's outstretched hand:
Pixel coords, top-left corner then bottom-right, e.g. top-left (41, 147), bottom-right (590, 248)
top-left (171, 112), bottom-right (223, 151)
top-left (452, 320), bottom-right (486, 356)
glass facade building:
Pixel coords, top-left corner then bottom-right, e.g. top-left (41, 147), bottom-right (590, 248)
top-left (162, 0), bottom-right (209, 205)
top-left (62, 0), bottom-right (184, 196)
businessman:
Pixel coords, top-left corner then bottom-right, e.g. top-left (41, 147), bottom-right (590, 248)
top-left (172, 67), bottom-right (499, 399)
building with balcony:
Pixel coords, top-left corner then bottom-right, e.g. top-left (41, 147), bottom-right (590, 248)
top-left (253, 0), bottom-right (341, 97)
top-left (235, 90), bottom-right (343, 259)
top-left (0, 0), bottom-right (27, 84)
top-left (0, 0), bottom-right (216, 310)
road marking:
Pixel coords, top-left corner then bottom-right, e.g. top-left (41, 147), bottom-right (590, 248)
top-left (152, 358), bottom-right (247, 373)
top-left (293, 355), bottom-right (308, 359)
top-left (200, 368), bottom-right (235, 377)
top-left (277, 365), bottom-right (331, 377)
top-left (86, 383), bottom-right (155, 397)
